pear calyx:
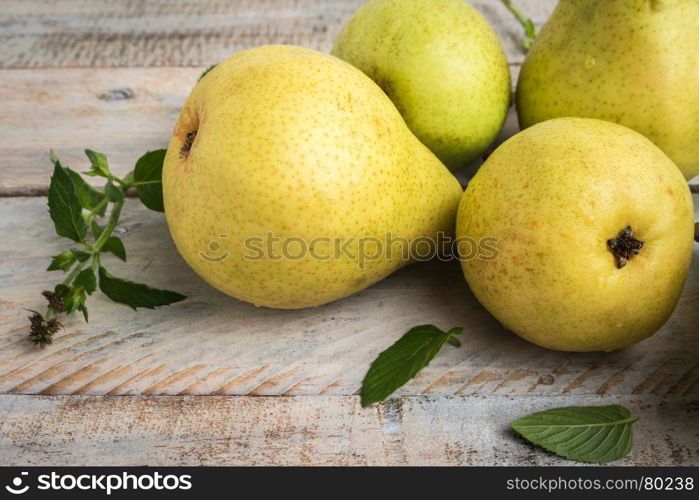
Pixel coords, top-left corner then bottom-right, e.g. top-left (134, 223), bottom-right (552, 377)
top-left (607, 226), bottom-right (644, 269)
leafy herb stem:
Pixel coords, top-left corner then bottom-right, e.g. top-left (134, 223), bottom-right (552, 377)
top-left (63, 260), bottom-right (88, 285)
top-left (500, 0), bottom-right (537, 51)
top-left (86, 196), bottom-right (109, 219)
top-left (93, 198), bottom-right (124, 251)
top-left (29, 148), bottom-right (186, 348)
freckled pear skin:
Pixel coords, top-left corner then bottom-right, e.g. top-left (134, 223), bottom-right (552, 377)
top-left (516, 0), bottom-right (699, 180)
top-left (457, 118), bottom-right (694, 352)
top-left (332, 0), bottom-right (511, 170)
top-left (163, 45), bottom-right (463, 309)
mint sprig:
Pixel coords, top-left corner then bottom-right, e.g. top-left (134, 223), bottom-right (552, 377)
top-left (29, 149), bottom-right (185, 348)
top-left (511, 405), bottom-right (638, 463)
top-left (360, 325), bottom-right (463, 407)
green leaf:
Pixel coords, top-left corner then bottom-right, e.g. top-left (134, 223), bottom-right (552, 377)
top-left (91, 220), bottom-right (104, 239)
top-left (54, 283), bottom-right (70, 299)
top-left (54, 284), bottom-right (87, 316)
top-left (133, 149), bottom-right (166, 212)
top-left (104, 180), bottom-right (124, 202)
top-left (47, 251), bottom-right (77, 272)
top-left (92, 222), bottom-right (126, 260)
top-left (48, 161), bottom-right (87, 243)
top-left (74, 268), bottom-right (97, 294)
top-left (98, 266), bottom-right (186, 310)
top-left (84, 149), bottom-right (111, 178)
top-left (65, 168), bottom-right (106, 216)
top-left (360, 325), bottom-right (463, 407)
top-left (122, 170), bottom-right (135, 186)
top-left (72, 249), bottom-right (91, 262)
top-left (103, 236), bottom-right (126, 261)
top-left (77, 304), bottom-right (89, 322)
top-left (511, 405), bottom-right (638, 464)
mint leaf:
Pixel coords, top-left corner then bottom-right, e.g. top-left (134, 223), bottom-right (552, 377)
top-left (133, 149), bottom-right (166, 212)
top-left (54, 284), bottom-right (86, 316)
top-left (103, 236), bottom-right (126, 261)
top-left (511, 405), bottom-right (638, 464)
top-left (104, 180), bottom-right (124, 202)
top-left (77, 304), bottom-right (89, 322)
top-left (47, 251), bottom-right (77, 272)
top-left (92, 222), bottom-right (126, 260)
top-left (72, 249), bottom-right (91, 262)
top-left (74, 268), bottom-right (97, 294)
top-left (64, 168), bottom-right (106, 216)
top-left (98, 266), bottom-right (186, 310)
top-left (48, 161), bottom-right (87, 243)
top-left (360, 325), bottom-right (463, 407)
top-left (91, 220), bottom-right (103, 239)
top-left (84, 149), bottom-right (111, 178)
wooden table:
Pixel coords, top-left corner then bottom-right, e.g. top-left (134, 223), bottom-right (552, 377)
top-left (1, 0), bottom-right (697, 466)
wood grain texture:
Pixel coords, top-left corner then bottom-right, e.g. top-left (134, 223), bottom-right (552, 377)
top-left (0, 0), bottom-right (554, 68)
top-left (1, 196), bottom-right (697, 399)
top-left (1, 0), bottom-right (698, 467)
top-left (0, 66), bottom-right (522, 194)
top-left (0, 394), bottom-right (696, 465)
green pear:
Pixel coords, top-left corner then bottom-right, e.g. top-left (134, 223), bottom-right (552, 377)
top-left (517, 0), bottom-right (699, 180)
top-left (332, 0), bottom-right (510, 170)
top-left (163, 45), bottom-right (463, 309)
top-left (457, 118), bottom-right (694, 352)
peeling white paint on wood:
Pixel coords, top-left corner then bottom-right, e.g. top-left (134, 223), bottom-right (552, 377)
top-left (0, 394), bottom-right (695, 466)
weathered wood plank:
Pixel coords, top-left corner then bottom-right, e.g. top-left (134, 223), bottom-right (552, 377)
top-left (1, 196), bottom-right (697, 398)
top-left (0, 394), bottom-right (695, 465)
top-left (0, 66), bottom-right (522, 194)
top-left (0, 0), bottom-right (553, 68)
top-left (0, 67), bottom-right (194, 194)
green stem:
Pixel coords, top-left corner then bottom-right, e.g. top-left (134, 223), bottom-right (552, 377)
top-left (93, 198), bottom-right (124, 252)
top-left (63, 260), bottom-right (88, 285)
top-left (500, 0), bottom-right (536, 50)
top-left (112, 175), bottom-right (130, 188)
top-left (89, 196), bottom-right (109, 216)
top-left (129, 180), bottom-right (160, 187)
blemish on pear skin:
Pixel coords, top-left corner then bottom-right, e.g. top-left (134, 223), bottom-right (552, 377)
top-left (181, 131), bottom-right (197, 158)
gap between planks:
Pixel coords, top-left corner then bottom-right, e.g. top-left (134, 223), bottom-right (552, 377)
top-left (0, 0), bottom-right (553, 68)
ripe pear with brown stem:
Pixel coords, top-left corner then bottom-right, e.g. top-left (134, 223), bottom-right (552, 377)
top-left (163, 45), bottom-right (462, 309)
top-left (457, 118), bottom-right (694, 352)
top-left (517, 0), bottom-right (699, 180)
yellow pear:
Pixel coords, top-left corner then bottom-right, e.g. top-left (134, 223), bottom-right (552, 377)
top-left (516, 0), bottom-right (699, 180)
top-left (163, 45), bottom-right (462, 309)
top-left (457, 118), bottom-right (694, 352)
top-left (332, 0), bottom-right (510, 170)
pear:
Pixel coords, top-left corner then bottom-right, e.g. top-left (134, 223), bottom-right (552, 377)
top-left (163, 45), bottom-right (462, 309)
top-left (456, 118), bottom-right (694, 352)
top-left (517, 0), bottom-right (699, 180)
top-left (332, 0), bottom-right (510, 170)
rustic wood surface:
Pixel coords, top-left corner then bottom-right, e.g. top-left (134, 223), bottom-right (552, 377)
top-left (1, 394), bottom-right (695, 466)
top-left (0, 0), bottom-right (554, 68)
top-left (0, 0), bottom-right (697, 466)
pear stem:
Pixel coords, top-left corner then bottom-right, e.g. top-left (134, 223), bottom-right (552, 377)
top-left (500, 0), bottom-right (537, 51)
